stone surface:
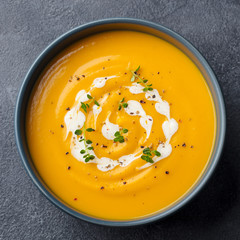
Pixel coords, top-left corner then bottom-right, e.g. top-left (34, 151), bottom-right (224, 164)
top-left (0, 0), bottom-right (240, 239)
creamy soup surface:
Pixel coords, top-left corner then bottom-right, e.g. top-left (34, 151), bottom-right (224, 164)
top-left (26, 31), bottom-right (216, 220)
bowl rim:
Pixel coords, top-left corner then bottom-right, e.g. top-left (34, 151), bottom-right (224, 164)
top-left (15, 17), bottom-right (226, 227)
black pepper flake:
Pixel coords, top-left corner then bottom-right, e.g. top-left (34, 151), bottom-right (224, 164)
top-left (124, 72), bottom-right (127, 75)
top-left (105, 77), bottom-right (107, 80)
top-left (66, 107), bottom-right (70, 111)
top-left (76, 77), bottom-right (80, 80)
top-left (118, 92), bottom-right (121, 95)
top-left (103, 67), bottom-right (105, 70)
top-left (141, 146), bottom-right (144, 148)
top-left (130, 112), bottom-right (134, 115)
top-left (152, 95), bottom-right (156, 98)
top-left (190, 145), bottom-right (194, 148)
top-left (61, 124), bottom-right (64, 128)
top-left (157, 72), bottom-right (160, 74)
top-left (68, 166), bottom-right (71, 170)
top-left (165, 171), bottom-right (169, 174)
top-left (140, 100), bottom-right (146, 104)
top-left (154, 176), bottom-right (157, 178)
top-left (102, 145), bottom-right (107, 148)
top-left (182, 143), bottom-right (186, 147)
top-left (82, 75), bottom-right (85, 77)
top-left (123, 181), bottom-right (127, 185)
top-left (96, 143), bottom-right (99, 146)
top-left (66, 152), bottom-right (69, 155)
top-left (100, 186), bottom-right (104, 190)
top-left (154, 166), bottom-right (157, 168)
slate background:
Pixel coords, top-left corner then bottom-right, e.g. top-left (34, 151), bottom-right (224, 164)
top-left (0, 0), bottom-right (240, 239)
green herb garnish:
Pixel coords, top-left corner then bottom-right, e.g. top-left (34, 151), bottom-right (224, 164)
top-left (130, 66), bottom-right (153, 92)
top-left (141, 147), bottom-right (161, 163)
top-left (118, 98), bottom-right (128, 110)
top-left (86, 128), bottom-right (95, 132)
top-left (80, 94), bottom-right (100, 113)
top-left (114, 128), bottom-right (128, 143)
top-left (74, 123), bottom-right (95, 162)
top-left (74, 129), bottom-right (82, 135)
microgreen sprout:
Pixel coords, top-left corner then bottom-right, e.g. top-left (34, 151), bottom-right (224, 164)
top-left (114, 128), bottom-right (128, 143)
top-left (118, 98), bottom-right (128, 110)
top-left (130, 66), bottom-right (153, 92)
top-left (141, 147), bottom-right (161, 163)
top-left (74, 123), bottom-right (95, 162)
top-left (80, 94), bottom-right (100, 113)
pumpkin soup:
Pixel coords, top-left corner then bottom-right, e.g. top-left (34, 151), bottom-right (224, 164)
top-left (26, 31), bottom-right (216, 220)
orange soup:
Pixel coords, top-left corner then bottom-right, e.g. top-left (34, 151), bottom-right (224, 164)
top-left (26, 31), bottom-right (216, 220)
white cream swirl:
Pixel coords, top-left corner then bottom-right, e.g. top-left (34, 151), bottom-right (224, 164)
top-left (64, 75), bottom-right (178, 171)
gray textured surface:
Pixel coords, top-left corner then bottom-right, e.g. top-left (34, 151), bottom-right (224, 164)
top-left (0, 0), bottom-right (240, 239)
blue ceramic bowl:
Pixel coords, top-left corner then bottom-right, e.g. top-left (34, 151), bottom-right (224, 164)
top-left (15, 18), bottom-right (226, 226)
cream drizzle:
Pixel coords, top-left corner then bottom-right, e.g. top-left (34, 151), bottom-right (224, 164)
top-left (101, 114), bottom-right (119, 140)
top-left (92, 94), bottom-right (108, 128)
top-left (124, 100), bottom-right (153, 139)
top-left (90, 76), bottom-right (117, 89)
top-left (65, 75), bottom-right (178, 171)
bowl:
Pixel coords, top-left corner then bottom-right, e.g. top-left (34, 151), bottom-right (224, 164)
top-left (15, 18), bottom-right (226, 226)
